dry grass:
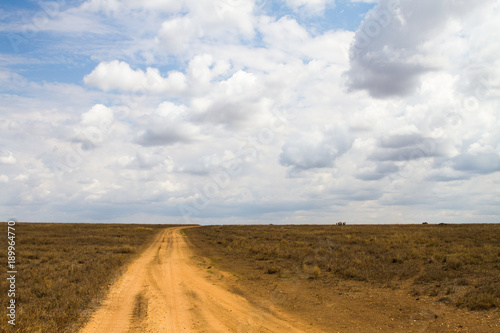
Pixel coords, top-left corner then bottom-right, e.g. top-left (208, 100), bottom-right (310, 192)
top-left (0, 223), bottom-right (179, 333)
top-left (186, 224), bottom-right (500, 311)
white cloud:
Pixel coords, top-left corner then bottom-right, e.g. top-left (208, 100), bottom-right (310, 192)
top-left (186, 54), bottom-right (232, 93)
top-left (134, 101), bottom-right (200, 146)
top-left (185, 0), bottom-right (256, 39)
top-left (84, 60), bottom-right (186, 94)
top-left (260, 16), bottom-right (309, 49)
top-left (155, 0), bottom-right (256, 57)
top-left (189, 69), bottom-right (269, 129)
top-left (156, 16), bottom-right (201, 54)
top-left (81, 104), bottom-right (114, 128)
top-left (0, 151), bottom-right (16, 165)
top-left (345, 0), bottom-right (497, 98)
top-left (279, 124), bottom-right (353, 173)
top-left (1, 0), bottom-right (500, 224)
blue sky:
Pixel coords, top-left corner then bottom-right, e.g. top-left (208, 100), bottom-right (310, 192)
top-left (1, 0), bottom-right (374, 84)
top-left (1, 0), bottom-right (500, 224)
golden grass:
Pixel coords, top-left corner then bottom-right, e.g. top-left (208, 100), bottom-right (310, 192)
top-left (0, 223), bottom-right (178, 333)
top-left (186, 223), bottom-right (500, 311)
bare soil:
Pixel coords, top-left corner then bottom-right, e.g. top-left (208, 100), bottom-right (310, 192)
top-left (79, 227), bottom-right (315, 332)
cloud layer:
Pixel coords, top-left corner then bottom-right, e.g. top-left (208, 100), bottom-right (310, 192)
top-left (0, 0), bottom-right (499, 224)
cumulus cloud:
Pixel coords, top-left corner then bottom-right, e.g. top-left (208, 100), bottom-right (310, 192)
top-left (176, 154), bottom-right (227, 176)
top-left (186, 54), bottom-right (231, 92)
top-left (117, 150), bottom-right (173, 170)
top-left (370, 132), bottom-right (448, 162)
top-left (259, 16), bottom-right (310, 56)
top-left (70, 104), bottom-right (115, 151)
top-left (188, 0), bottom-right (255, 39)
top-left (155, 0), bottom-right (255, 56)
top-left (452, 152), bottom-right (500, 175)
top-left (356, 162), bottom-right (399, 181)
top-left (279, 124), bottom-right (353, 173)
top-left (427, 167), bottom-right (470, 182)
top-left (0, 150), bottom-right (16, 165)
top-left (134, 102), bottom-right (199, 146)
top-left (345, 0), bottom-right (495, 98)
top-left (2, 0), bottom-right (500, 224)
top-left (190, 70), bottom-right (267, 128)
top-left (84, 60), bottom-right (186, 94)
top-left (81, 104), bottom-right (114, 128)
top-left (156, 16), bottom-right (201, 54)
top-left (135, 127), bottom-right (194, 147)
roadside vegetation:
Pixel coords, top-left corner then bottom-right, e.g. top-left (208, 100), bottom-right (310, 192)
top-left (0, 223), bottom-right (171, 333)
top-left (186, 224), bottom-right (500, 311)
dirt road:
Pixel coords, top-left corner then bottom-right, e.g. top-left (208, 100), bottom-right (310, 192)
top-left (80, 227), bottom-right (315, 333)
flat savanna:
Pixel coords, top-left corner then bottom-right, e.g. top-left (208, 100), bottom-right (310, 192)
top-left (0, 223), bottom-right (498, 332)
top-left (186, 224), bottom-right (500, 332)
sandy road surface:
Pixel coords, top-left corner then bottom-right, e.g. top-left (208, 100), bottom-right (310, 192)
top-left (80, 227), bottom-right (314, 333)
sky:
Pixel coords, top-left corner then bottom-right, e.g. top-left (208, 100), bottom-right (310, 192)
top-left (0, 0), bottom-right (499, 224)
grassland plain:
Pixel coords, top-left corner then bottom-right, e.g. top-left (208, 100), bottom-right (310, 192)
top-left (0, 222), bottom-right (175, 333)
top-left (185, 224), bottom-right (500, 332)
